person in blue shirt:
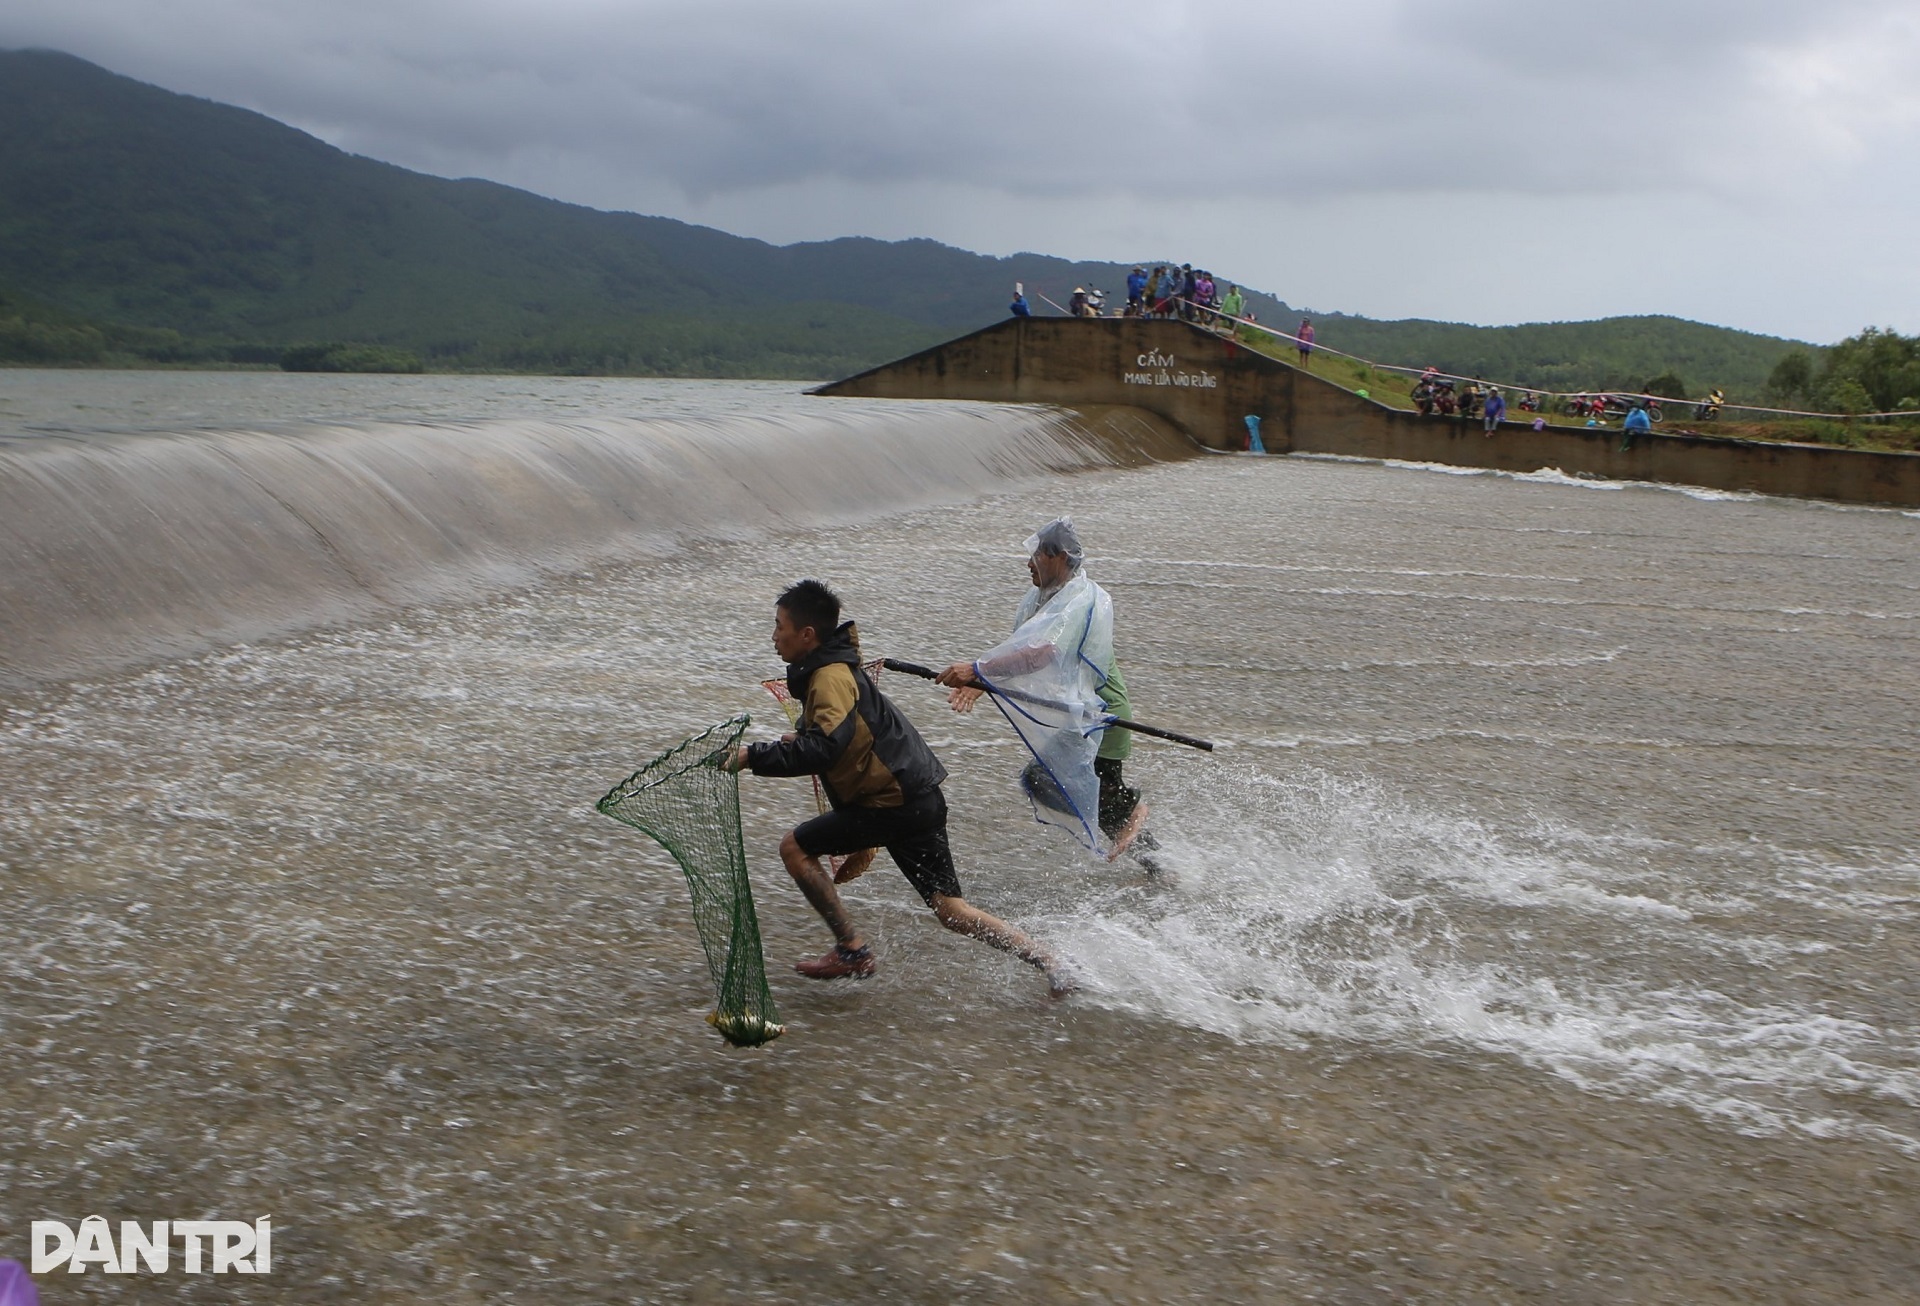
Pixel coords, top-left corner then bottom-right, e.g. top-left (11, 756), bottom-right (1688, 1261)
top-left (1482, 386), bottom-right (1506, 435)
top-left (1621, 401), bottom-right (1652, 450)
top-left (1010, 282), bottom-right (1031, 318)
top-left (1125, 267), bottom-right (1147, 316)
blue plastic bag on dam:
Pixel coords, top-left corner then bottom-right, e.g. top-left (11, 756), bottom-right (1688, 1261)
top-left (1245, 414), bottom-right (1264, 453)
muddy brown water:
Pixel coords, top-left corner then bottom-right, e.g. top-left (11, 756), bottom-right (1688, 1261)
top-left (2, 374), bottom-right (1916, 1302)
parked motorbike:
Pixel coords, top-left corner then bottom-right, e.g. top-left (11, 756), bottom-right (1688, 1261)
top-left (1569, 393), bottom-right (1662, 423)
top-left (1601, 394), bottom-right (1663, 423)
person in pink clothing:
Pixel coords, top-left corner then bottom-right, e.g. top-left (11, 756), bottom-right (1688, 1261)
top-left (1296, 318), bottom-right (1316, 368)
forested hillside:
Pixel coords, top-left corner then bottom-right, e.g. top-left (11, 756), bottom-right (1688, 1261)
top-left (0, 49), bottom-right (1818, 389)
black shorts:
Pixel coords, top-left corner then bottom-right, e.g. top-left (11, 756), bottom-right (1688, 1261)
top-left (792, 788), bottom-right (962, 905)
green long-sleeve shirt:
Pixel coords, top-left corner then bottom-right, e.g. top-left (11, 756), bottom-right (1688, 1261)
top-left (1097, 660), bottom-right (1134, 761)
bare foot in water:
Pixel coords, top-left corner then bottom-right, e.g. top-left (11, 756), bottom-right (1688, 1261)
top-left (1106, 803), bottom-right (1151, 863)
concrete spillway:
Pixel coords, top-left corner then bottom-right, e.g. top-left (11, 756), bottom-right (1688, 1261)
top-left (813, 317), bottom-right (1920, 508)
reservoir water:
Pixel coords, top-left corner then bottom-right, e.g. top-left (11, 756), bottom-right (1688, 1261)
top-left (3, 371), bottom-right (1917, 1301)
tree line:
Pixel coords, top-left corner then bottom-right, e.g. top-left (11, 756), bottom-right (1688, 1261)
top-left (1763, 328), bottom-right (1920, 415)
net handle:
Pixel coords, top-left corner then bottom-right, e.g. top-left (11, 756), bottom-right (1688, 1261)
top-left (881, 658), bottom-right (1216, 752)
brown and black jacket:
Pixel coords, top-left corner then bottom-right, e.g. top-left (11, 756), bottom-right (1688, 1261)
top-left (746, 622), bottom-right (947, 808)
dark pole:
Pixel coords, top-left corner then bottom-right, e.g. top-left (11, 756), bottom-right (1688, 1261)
top-left (880, 658), bottom-right (1215, 753)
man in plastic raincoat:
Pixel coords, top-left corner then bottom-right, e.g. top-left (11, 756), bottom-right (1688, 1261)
top-left (935, 518), bottom-right (1160, 865)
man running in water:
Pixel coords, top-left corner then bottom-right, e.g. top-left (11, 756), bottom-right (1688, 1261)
top-left (935, 518), bottom-right (1164, 871)
top-left (724, 579), bottom-right (1069, 989)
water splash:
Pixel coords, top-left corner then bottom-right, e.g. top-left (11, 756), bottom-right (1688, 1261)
top-left (1052, 763), bottom-right (1920, 1153)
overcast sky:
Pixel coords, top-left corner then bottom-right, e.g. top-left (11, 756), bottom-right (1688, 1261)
top-left (7, 1), bottom-right (1917, 341)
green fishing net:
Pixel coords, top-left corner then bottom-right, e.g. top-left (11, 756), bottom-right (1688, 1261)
top-left (596, 715), bottom-right (783, 1048)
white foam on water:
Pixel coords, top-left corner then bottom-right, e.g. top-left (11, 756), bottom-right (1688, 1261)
top-left (1309, 453), bottom-right (1794, 506)
top-left (1489, 464), bottom-right (1766, 503)
top-left (1390, 457), bottom-right (1563, 482)
top-left (1105, 555), bottom-right (1592, 586)
top-left (1046, 764), bottom-right (1920, 1154)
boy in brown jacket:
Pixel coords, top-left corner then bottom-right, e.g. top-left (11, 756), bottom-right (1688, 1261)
top-left (725, 579), bottom-right (1069, 991)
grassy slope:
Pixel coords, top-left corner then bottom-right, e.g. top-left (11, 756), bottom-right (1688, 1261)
top-left (1226, 324), bottom-right (1918, 453)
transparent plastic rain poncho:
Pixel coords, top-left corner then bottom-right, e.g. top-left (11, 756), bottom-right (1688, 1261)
top-left (974, 570), bottom-right (1117, 854)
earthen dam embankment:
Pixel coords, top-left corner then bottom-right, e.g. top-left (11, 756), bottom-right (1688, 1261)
top-left (812, 318), bottom-right (1920, 508)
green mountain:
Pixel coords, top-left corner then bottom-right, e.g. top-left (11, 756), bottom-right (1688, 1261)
top-left (0, 48), bottom-right (1816, 390)
top-left (0, 280), bottom-right (203, 364)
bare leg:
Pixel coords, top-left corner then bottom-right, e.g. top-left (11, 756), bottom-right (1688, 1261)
top-left (1105, 802), bottom-right (1153, 862)
top-left (928, 893), bottom-right (1074, 993)
top-left (779, 829), bottom-right (863, 951)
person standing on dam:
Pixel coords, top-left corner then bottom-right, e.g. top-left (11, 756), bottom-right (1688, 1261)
top-left (1194, 270), bottom-right (1217, 325)
top-left (1151, 267), bottom-right (1179, 318)
top-left (1483, 386), bottom-right (1506, 435)
top-left (1296, 318), bottom-right (1316, 368)
top-left (1218, 283), bottom-right (1246, 334)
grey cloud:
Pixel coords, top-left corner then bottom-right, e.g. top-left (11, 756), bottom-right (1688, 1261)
top-left (12, 0), bottom-right (1911, 200)
top-left (2, 0), bottom-right (1916, 333)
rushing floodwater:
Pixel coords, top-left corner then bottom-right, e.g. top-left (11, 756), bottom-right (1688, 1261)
top-left (2, 372), bottom-right (1918, 1302)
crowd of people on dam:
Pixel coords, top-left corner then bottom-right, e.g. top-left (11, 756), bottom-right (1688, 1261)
top-left (1021, 273), bottom-right (1715, 440)
top-left (1038, 267), bottom-right (1321, 370)
top-left (1408, 367), bottom-right (1666, 442)
top-left (1042, 264), bottom-right (1257, 332)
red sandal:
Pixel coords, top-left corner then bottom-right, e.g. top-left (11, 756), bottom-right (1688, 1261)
top-left (794, 944), bottom-right (875, 980)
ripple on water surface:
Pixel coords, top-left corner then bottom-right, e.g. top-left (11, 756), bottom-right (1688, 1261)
top-left (4, 392), bottom-right (1919, 1300)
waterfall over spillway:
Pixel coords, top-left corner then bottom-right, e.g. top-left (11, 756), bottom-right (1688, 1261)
top-left (0, 392), bottom-right (1190, 684)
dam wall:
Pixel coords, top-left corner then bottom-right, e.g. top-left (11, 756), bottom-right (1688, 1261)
top-left (813, 318), bottom-right (1920, 508)
top-left (0, 402), bottom-right (1190, 687)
